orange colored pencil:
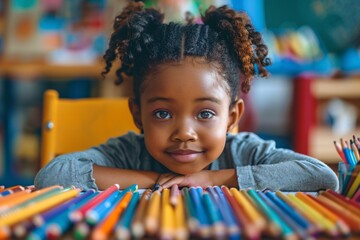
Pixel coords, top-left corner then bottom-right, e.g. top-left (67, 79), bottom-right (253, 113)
top-left (296, 192), bottom-right (350, 235)
top-left (223, 187), bottom-right (259, 239)
top-left (322, 190), bottom-right (360, 216)
top-left (131, 189), bottom-right (152, 239)
top-left (0, 190), bottom-right (31, 205)
top-left (0, 185), bottom-right (62, 212)
top-left (91, 191), bottom-right (133, 240)
top-left (316, 195), bottom-right (360, 232)
top-left (0, 188), bottom-right (80, 226)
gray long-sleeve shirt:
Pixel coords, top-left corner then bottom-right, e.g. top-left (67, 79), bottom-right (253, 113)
top-left (35, 131), bottom-right (339, 191)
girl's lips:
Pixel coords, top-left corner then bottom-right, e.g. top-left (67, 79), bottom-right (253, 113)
top-left (167, 149), bottom-right (203, 163)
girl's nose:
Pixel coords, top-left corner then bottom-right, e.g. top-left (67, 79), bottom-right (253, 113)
top-left (171, 120), bottom-right (198, 142)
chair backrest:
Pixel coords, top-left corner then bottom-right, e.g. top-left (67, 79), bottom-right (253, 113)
top-left (40, 89), bottom-right (139, 167)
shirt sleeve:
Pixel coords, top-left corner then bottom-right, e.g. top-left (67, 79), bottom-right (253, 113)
top-left (229, 133), bottom-right (339, 192)
top-left (34, 149), bottom-right (108, 191)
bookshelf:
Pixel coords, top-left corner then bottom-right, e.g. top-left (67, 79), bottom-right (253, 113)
top-left (294, 76), bottom-right (360, 165)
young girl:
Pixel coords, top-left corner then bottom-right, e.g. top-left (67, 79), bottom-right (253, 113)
top-left (35, 2), bottom-right (338, 192)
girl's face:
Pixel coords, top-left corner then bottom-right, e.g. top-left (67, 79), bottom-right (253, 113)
top-left (130, 59), bottom-right (243, 174)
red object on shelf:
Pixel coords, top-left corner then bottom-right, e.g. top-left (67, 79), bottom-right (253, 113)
top-left (293, 75), bottom-right (317, 155)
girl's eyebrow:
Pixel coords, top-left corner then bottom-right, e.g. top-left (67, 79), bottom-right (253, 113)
top-left (147, 97), bottom-right (173, 103)
top-left (195, 97), bottom-right (221, 104)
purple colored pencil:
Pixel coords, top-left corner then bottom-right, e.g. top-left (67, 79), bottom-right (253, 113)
top-left (33, 189), bottom-right (95, 226)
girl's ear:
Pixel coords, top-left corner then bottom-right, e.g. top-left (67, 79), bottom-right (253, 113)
top-left (128, 97), bottom-right (143, 130)
top-left (227, 98), bottom-right (245, 133)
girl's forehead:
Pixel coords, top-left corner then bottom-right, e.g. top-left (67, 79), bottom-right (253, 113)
top-left (139, 60), bottom-right (231, 104)
top-left (141, 58), bottom-right (230, 95)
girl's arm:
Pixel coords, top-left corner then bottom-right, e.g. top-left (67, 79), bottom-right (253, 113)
top-left (93, 165), bottom-right (159, 190)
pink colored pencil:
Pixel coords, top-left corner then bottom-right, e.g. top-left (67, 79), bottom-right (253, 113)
top-left (69, 184), bottom-right (119, 222)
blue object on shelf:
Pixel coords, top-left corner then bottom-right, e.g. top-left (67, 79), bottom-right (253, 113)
top-left (341, 48), bottom-right (360, 73)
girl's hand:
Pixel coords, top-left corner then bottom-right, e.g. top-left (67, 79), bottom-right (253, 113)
top-left (159, 170), bottom-right (214, 189)
top-left (157, 169), bottom-right (238, 190)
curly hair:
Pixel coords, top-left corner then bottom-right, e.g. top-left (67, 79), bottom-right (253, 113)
top-left (102, 1), bottom-right (271, 105)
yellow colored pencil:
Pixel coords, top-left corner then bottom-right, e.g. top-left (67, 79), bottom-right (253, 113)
top-left (91, 191), bottom-right (133, 240)
top-left (275, 191), bottom-right (319, 235)
top-left (346, 172), bottom-right (360, 198)
top-left (160, 188), bottom-right (175, 240)
top-left (0, 188), bottom-right (80, 226)
top-left (174, 194), bottom-right (188, 240)
top-left (145, 190), bottom-right (161, 236)
top-left (288, 194), bottom-right (338, 236)
top-left (231, 189), bottom-right (266, 232)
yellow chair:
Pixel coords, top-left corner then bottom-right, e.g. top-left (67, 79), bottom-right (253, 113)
top-left (40, 89), bottom-right (139, 167)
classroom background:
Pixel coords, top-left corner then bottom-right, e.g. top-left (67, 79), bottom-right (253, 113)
top-left (0, 0), bottom-right (359, 186)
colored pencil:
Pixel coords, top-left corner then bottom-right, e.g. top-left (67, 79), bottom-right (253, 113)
top-left (316, 194), bottom-right (360, 231)
top-left (46, 191), bottom-right (98, 239)
top-left (334, 141), bottom-right (346, 163)
top-left (288, 194), bottom-right (338, 236)
top-left (0, 185), bottom-right (63, 213)
top-left (202, 191), bottom-right (226, 239)
top-left (266, 192), bottom-right (312, 233)
top-left (351, 187), bottom-right (360, 202)
top-left (91, 191), bottom-right (133, 240)
top-left (0, 190), bottom-right (31, 206)
top-left (255, 191), bottom-right (296, 239)
top-left (212, 186), bottom-right (240, 238)
top-left (181, 187), bottom-right (199, 234)
top-left (69, 184), bottom-right (119, 222)
top-left (189, 187), bottom-right (211, 238)
top-left (342, 163), bottom-right (360, 195)
top-left (350, 139), bottom-right (360, 161)
top-left (0, 185), bottom-right (25, 197)
top-left (115, 191), bottom-right (140, 240)
top-left (33, 189), bottom-right (95, 226)
top-left (145, 190), bottom-right (161, 236)
top-left (346, 172), bottom-right (360, 198)
top-left (174, 193), bottom-right (188, 240)
top-left (0, 188), bottom-right (80, 226)
top-left (13, 220), bottom-right (35, 238)
top-left (131, 188), bottom-right (152, 239)
top-left (160, 188), bottom-right (175, 240)
top-left (224, 188), bottom-right (260, 240)
top-left (85, 191), bottom-right (122, 225)
top-left (322, 190), bottom-right (360, 216)
top-left (170, 184), bottom-right (180, 206)
top-left (231, 189), bottom-right (267, 234)
top-left (246, 189), bottom-right (282, 238)
top-left (296, 192), bottom-right (350, 234)
top-left (73, 222), bottom-right (90, 240)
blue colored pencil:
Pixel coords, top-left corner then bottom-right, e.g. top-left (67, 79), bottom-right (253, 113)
top-left (265, 191), bottom-right (312, 231)
top-left (258, 191), bottom-right (306, 239)
top-left (181, 188), bottom-right (199, 234)
top-left (202, 191), bottom-right (226, 239)
top-left (85, 191), bottom-right (122, 225)
top-left (33, 189), bottom-right (95, 226)
top-left (189, 187), bottom-right (211, 238)
top-left (213, 186), bottom-right (240, 238)
top-left (246, 189), bottom-right (282, 237)
top-left (46, 191), bottom-right (98, 238)
top-left (115, 191), bottom-right (140, 239)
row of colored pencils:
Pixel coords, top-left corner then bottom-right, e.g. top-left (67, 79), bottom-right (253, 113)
top-left (0, 184), bottom-right (360, 239)
top-left (333, 135), bottom-right (360, 166)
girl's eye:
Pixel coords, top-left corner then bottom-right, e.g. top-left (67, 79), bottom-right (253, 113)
top-left (198, 110), bottom-right (215, 119)
top-left (154, 110), bottom-right (172, 119)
